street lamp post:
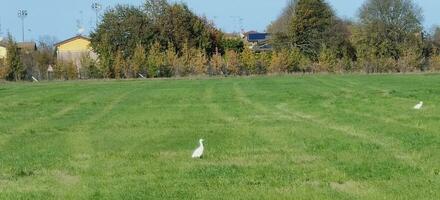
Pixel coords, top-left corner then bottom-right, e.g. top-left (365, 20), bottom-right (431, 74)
top-left (18, 9), bottom-right (28, 42)
top-left (91, 2), bottom-right (102, 27)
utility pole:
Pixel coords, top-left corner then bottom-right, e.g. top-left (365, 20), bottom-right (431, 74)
top-left (230, 16), bottom-right (244, 34)
top-left (18, 9), bottom-right (28, 42)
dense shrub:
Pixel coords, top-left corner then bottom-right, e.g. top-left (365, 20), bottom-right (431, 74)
top-left (255, 52), bottom-right (271, 75)
top-left (269, 50), bottom-right (289, 73)
top-left (428, 55), bottom-right (440, 71)
top-left (209, 51), bottom-right (224, 76)
top-left (146, 42), bottom-right (164, 78)
top-left (240, 47), bottom-right (256, 75)
top-left (0, 59), bottom-right (6, 79)
top-left (224, 50), bottom-right (240, 76)
top-left (80, 53), bottom-right (101, 79)
top-left (193, 49), bottom-right (208, 75)
top-left (317, 46), bottom-right (340, 73)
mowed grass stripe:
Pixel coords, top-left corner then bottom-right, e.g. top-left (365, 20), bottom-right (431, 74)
top-left (0, 83), bottom-right (140, 199)
top-left (234, 76), bottom-right (436, 197)
top-left (238, 79), bottom-right (391, 198)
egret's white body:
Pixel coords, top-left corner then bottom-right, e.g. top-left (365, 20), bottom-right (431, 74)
top-left (192, 139), bottom-right (204, 158)
top-left (414, 101), bottom-right (423, 110)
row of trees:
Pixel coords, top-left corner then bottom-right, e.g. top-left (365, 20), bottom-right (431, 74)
top-left (268, 0), bottom-right (440, 73)
top-left (89, 0), bottom-right (226, 79)
top-left (88, 0), bottom-right (440, 78)
top-left (2, 0), bottom-right (440, 81)
top-left (58, 44), bottom-right (300, 79)
top-left (0, 35), bottom-right (56, 81)
top-left (56, 42), bottom-right (440, 80)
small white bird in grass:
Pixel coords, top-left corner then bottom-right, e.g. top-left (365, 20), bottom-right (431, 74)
top-left (192, 139), bottom-right (204, 159)
top-left (414, 101), bottom-right (424, 110)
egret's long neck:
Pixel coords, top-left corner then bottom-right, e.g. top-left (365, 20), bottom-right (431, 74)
top-left (199, 141), bottom-right (204, 147)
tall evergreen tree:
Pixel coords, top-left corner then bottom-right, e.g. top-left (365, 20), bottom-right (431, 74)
top-left (130, 43), bottom-right (148, 78)
top-left (146, 41), bottom-right (164, 78)
top-left (5, 34), bottom-right (24, 81)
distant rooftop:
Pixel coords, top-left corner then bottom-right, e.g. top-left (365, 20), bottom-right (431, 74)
top-left (243, 31), bottom-right (270, 43)
top-left (55, 35), bottom-right (91, 47)
top-left (17, 42), bottom-right (37, 51)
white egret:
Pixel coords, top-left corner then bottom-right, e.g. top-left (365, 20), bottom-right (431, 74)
top-left (414, 101), bottom-right (423, 110)
top-left (192, 139), bottom-right (204, 159)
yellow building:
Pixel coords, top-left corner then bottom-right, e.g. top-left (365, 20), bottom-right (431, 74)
top-left (0, 43), bottom-right (6, 59)
top-left (55, 35), bottom-right (97, 69)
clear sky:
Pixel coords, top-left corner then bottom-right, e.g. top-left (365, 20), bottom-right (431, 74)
top-left (0, 0), bottom-right (439, 42)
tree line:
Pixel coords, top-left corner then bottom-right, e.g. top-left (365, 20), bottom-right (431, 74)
top-left (0, 35), bottom-right (56, 81)
top-left (268, 0), bottom-right (440, 73)
top-left (1, 0), bottom-right (440, 81)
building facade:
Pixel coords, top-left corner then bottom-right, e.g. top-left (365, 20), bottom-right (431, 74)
top-left (0, 43), bottom-right (7, 59)
top-left (55, 35), bottom-right (97, 69)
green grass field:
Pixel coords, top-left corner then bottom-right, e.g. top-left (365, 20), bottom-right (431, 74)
top-left (0, 74), bottom-right (439, 199)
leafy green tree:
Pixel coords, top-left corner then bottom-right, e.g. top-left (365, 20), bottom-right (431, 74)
top-left (354, 0), bottom-right (423, 66)
top-left (96, 33), bottom-right (115, 78)
top-left (224, 50), bottom-right (240, 75)
top-left (269, 0), bottom-right (354, 63)
top-left (146, 41), bottom-right (164, 78)
top-left (240, 47), bottom-right (256, 75)
top-left (53, 62), bottom-right (64, 80)
top-left (288, 48), bottom-right (310, 73)
top-left (318, 46), bottom-right (339, 72)
top-left (64, 61), bottom-right (78, 80)
top-left (209, 51), bottom-right (224, 75)
top-left (328, 19), bottom-right (357, 61)
top-left (340, 54), bottom-right (355, 72)
top-left (397, 46), bottom-right (422, 72)
top-left (270, 50), bottom-right (290, 73)
top-left (221, 37), bottom-right (244, 53)
top-left (431, 27), bottom-right (440, 54)
top-left (0, 58), bottom-right (6, 79)
top-left (144, 0), bottom-right (168, 20)
top-left (428, 54), bottom-right (440, 71)
top-left (255, 52), bottom-right (271, 75)
top-left (5, 34), bottom-right (24, 81)
top-left (289, 0), bottom-right (335, 59)
top-left (91, 5), bottom-right (153, 61)
top-left (80, 53), bottom-right (101, 79)
top-left (193, 49), bottom-right (208, 75)
top-left (91, 1), bottom-right (222, 62)
top-left (114, 51), bottom-right (126, 79)
top-left (164, 42), bottom-right (179, 77)
top-left (35, 36), bottom-right (57, 80)
top-left (150, 1), bottom-right (222, 55)
top-left (268, 0), bottom-right (297, 50)
top-left (130, 43), bottom-right (147, 78)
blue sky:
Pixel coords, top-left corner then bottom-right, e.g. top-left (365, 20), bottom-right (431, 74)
top-left (0, 0), bottom-right (439, 42)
